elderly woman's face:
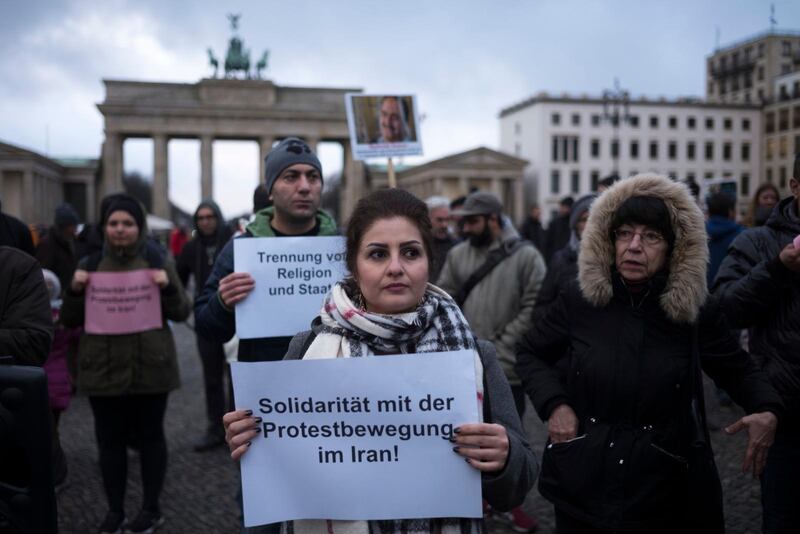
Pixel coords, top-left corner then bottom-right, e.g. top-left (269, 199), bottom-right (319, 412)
top-left (614, 223), bottom-right (669, 283)
top-left (355, 216), bottom-right (429, 314)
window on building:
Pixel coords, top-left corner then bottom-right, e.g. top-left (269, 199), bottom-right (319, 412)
top-left (591, 171), bottom-right (600, 191)
top-left (766, 138), bottom-right (775, 160)
top-left (668, 116), bottom-right (677, 128)
top-left (731, 76), bottom-right (740, 92)
top-left (758, 43), bottom-right (765, 57)
top-left (630, 140), bottom-right (639, 159)
top-left (744, 92), bottom-right (752, 103)
top-left (757, 66), bottom-right (764, 81)
top-left (782, 64), bottom-right (791, 75)
top-left (551, 170), bottom-right (561, 194)
top-left (687, 142), bottom-right (696, 160)
top-left (649, 115), bottom-right (659, 128)
top-left (766, 168), bottom-right (773, 183)
top-left (723, 142), bottom-right (732, 161)
top-left (779, 109), bottom-right (789, 131)
top-left (779, 167), bottom-right (787, 189)
top-left (780, 85), bottom-right (790, 100)
top-left (572, 113), bottom-right (580, 126)
top-left (668, 141), bottom-right (677, 159)
top-left (573, 137), bottom-right (579, 162)
top-left (708, 81), bottom-right (715, 95)
top-left (705, 117), bottom-right (714, 130)
top-left (686, 172), bottom-right (696, 183)
top-left (552, 135), bottom-right (580, 162)
top-left (629, 115), bottom-right (640, 128)
top-left (591, 139), bottom-right (600, 158)
top-left (705, 171), bottom-right (714, 181)
top-left (794, 106), bottom-right (800, 129)
top-left (514, 143), bottom-right (521, 156)
top-left (562, 137), bottom-right (569, 161)
top-left (742, 118), bottom-right (751, 131)
top-left (796, 135), bottom-right (800, 156)
top-left (571, 171), bottom-right (580, 194)
top-left (552, 113), bottom-right (561, 125)
top-left (591, 114), bottom-right (601, 126)
top-left (779, 136), bottom-right (788, 158)
top-left (741, 173), bottom-right (750, 197)
top-left (687, 117), bottom-right (696, 129)
top-left (649, 141), bottom-right (658, 159)
top-left (783, 41), bottom-right (792, 56)
top-left (514, 122), bottom-right (521, 135)
top-left (765, 112), bottom-right (775, 133)
top-left (611, 140), bottom-right (619, 158)
top-left (552, 137), bottom-right (559, 162)
top-left (723, 117), bottom-right (732, 130)
top-left (705, 141), bottom-right (714, 160)
top-left (720, 79), bottom-right (727, 94)
top-left (741, 142), bottom-right (750, 161)
top-left (745, 73), bottom-right (753, 89)
top-left (758, 88), bottom-right (765, 102)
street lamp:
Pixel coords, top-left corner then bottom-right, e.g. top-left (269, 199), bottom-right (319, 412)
top-left (602, 79), bottom-right (632, 176)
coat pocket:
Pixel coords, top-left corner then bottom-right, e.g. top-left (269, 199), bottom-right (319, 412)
top-left (626, 438), bottom-right (688, 520)
top-left (539, 430), bottom-right (604, 513)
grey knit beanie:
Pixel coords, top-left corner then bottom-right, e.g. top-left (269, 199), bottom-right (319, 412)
top-left (264, 138), bottom-right (322, 193)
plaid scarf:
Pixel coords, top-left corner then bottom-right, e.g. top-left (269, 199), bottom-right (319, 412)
top-left (293, 282), bottom-right (485, 534)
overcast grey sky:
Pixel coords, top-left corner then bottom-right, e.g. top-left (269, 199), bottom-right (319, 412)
top-left (1, 0), bottom-right (798, 217)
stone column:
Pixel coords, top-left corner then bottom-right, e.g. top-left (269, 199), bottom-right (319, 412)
top-left (459, 175), bottom-right (469, 196)
top-left (305, 136), bottom-right (320, 155)
top-left (152, 134), bottom-right (170, 219)
top-left (101, 132), bottom-right (123, 199)
top-left (341, 140), bottom-right (365, 221)
top-left (23, 169), bottom-right (35, 223)
top-left (259, 136), bottom-right (275, 185)
top-left (86, 180), bottom-right (97, 222)
top-left (513, 176), bottom-right (524, 224)
top-left (200, 135), bottom-right (213, 200)
top-left (433, 175), bottom-right (443, 195)
top-left (490, 176), bottom-right (503, 198)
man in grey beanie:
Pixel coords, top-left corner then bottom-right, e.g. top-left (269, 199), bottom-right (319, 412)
top-left (194, 137), bottom-right (338, 528)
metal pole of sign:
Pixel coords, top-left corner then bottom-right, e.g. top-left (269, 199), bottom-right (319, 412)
top-left (387, 157), bottom-right (397, 188)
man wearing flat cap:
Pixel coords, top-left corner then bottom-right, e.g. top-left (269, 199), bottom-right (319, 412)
top-left (437, 191), bottom-right (545, 530)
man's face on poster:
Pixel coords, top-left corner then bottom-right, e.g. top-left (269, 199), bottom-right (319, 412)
top-left (380, 97), bottom-right (405, 142)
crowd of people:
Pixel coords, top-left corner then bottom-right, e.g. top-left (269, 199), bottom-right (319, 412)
top-left (1, 139), bottom-right (799, 534)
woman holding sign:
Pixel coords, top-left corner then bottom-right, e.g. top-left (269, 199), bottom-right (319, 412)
top-left (224, 188), bottom-right (538, 532)
top-left (61, 194), bottom-right (190, 534)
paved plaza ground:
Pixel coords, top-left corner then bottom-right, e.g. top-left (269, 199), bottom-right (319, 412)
top-left (56, 321), bottom-right (763, 533)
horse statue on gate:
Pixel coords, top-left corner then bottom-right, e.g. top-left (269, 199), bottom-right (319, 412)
top-left (207, 48), bottom-right (219, 78)
top-left (255, 51), bottom-right (269, 79)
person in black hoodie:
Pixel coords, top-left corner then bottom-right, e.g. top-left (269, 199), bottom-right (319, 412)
top-left (177, 200), bottom-right (233, 451)
top-left (517, 174), bottom-right (783, 533)
top-left (712, 155), bottom-right (800, 534)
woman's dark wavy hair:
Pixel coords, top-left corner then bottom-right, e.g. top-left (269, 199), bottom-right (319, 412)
top-left (345, 188), bottom-right (434, 278)
top-left (610, 195), bottom-right (675, 249)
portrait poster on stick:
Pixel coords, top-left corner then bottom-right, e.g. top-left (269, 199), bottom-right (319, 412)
top-left (233, 236), bottom-right (347, 339)
top-left (345, 93), bottom-right (423, 160)
top-left (231, 350), bottom-right (482, 527)
top-left (84, 269), bottom-right (162, 334)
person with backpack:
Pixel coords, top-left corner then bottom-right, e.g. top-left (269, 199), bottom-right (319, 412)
top-left (61, 194), bottom-right (190, 534)
top-left (436, 191), bottom-right (546, 532)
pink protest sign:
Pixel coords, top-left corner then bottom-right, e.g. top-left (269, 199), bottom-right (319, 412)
top-left (85, 269), bottom-right (163, 335)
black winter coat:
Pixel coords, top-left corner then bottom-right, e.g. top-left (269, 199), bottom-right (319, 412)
top-left (36, 226), bottom-right (78, 294)
top-left (712, 196), bottom-right (800, 430)
top-left (0, 246), bottom-right (53, 365)
top-left (516, 275), bottom-right (783, 531)
top-left (532, 243), bottom-right (577, 323)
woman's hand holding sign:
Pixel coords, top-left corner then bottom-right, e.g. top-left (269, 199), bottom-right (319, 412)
top-left (70, 269), bottom-right (89, 292)
top-left (219, 272), bottom-right (256, 308)
top-left (451, 423), bottom-right (509, 473)
top-left (224, 409), bottom-right (261, 461)
top-left (151, 269), bottom-right (169, 289)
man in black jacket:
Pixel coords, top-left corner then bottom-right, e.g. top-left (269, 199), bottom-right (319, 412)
top-left (177, 200), bottom-right (233, 451)
top-left (712, 155), bottom-right (800, 534)
top-left (0, 246), bottom-right (53, 365)
top-left (36, 203), bottom-right (80, 294)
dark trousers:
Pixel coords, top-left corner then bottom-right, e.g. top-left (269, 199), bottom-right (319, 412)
top-left (89, 393), bottom-right (169, 514)
top-left (555, 508), bottom-right (676, 534)
top-left (761, 429), bottom-right (800, 534)
top-left (197, 334), bottom-right (229, 434)
top-left (510, 384), bottom-right (526, 419)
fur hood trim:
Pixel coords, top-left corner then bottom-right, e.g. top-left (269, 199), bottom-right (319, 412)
top-left (578, 173), bottom-right (708, 324)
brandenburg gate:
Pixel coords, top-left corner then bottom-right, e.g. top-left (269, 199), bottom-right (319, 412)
top-left (97, 77), bottom-right (366, 218)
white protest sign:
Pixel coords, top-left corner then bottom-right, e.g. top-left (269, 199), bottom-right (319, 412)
top-left (234, 236), bottom-right (347, 338)
top-left (231, 351), bottom-right (482, 527)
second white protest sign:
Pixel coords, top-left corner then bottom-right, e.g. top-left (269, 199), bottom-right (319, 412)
top-left (234, 236), bottom-right (347, 338)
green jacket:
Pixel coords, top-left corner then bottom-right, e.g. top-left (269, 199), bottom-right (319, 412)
top-left (245, 206), bottom-right (338, 237)
top-left (436, 235), bottom-right (546, 385)
top-left (61, 240), bottom-right (190, 396)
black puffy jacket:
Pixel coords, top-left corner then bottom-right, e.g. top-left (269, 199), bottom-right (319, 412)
top-left (712, 196), bottom-right (800, 430)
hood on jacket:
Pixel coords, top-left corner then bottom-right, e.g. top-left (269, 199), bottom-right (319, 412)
top-left (765, 196), bottom-right (800, 236)
top-left (245, 206), bottom-right (338, 237)
top-left (578, 173), bottom-right (708, 324)
top-left (706, 216), bottom-right (742, 242)
top-left (193, 199), bottom-right (230, 243)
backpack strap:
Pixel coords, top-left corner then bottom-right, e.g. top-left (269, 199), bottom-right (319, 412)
top-left (455, 239), bottom-right (528, 307)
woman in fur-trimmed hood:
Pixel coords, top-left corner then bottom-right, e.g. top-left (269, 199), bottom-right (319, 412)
top-left (516, 174), bottom-right (784, 533)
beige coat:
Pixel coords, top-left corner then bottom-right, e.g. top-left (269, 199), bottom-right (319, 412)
top-left (437, 235), bottom-right (546, 385)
